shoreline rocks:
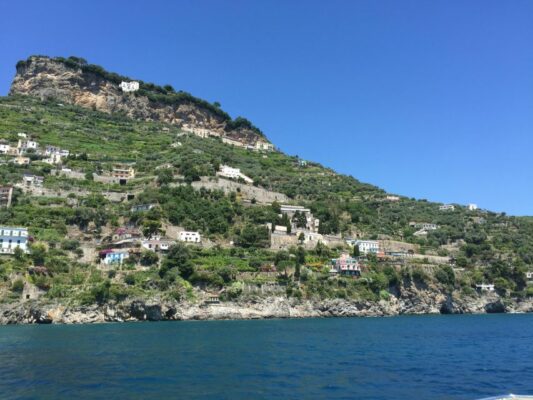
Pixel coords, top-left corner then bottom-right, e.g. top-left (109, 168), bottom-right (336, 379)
top-left (1, 291), bottom-right (532, 325)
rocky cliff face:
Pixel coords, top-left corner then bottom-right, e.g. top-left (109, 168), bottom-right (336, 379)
top-left (1, 288), bottom-right (531, 325)
top-left (9, 56), bottom-right (266, 145)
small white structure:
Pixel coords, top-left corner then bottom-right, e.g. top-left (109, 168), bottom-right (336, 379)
top-left (273, 225), bottom-right (288, 234)
top-left (17, 133), bottom-right (27, 138)
top-left (476, 283), bottom-right (495, 292)
top-left (17, 139), bottom-right (39, 153)
top-left (468, 204), bottom-right (478, 211)
top-left (526, 271), bottom-right (533, 281)
top-left (12, 156), bottom-right (30, 165)
top-left (178, 231), bottom-right (201, 243)
top-left (119, 81), bottom-right (140, 92)
top-left (354, 240), bottom-right (380, 255)
top-left (254, 140), bottom-right (274, 152)
top-left (222, 137), bottom-right (246, 148)
top-left (410, 222), bottom-right (438, 230)
top-left (0, 226), bottom-right (29, 254)
top-left (0, 143), bottom-right (11, 154)
top-left (439, 204), bottom-right (455, 211)
top-left (142, 238), bottom-right (174, 252)
top-left (43, 153), bottom-right (62, 165)
top-left (385, 195), bottom-right (400, 202)
top-left (23, 174), bottom-right (44, 187)
top-left (217, 165), bottom-right (253, 184)
top-left (280, 204), bottom-right (320, 233)
top-left (102, 250), bottom-right (129, 265)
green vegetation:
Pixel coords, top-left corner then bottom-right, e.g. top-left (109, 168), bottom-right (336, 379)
top-left (0, 93), bottom-right (532, 306)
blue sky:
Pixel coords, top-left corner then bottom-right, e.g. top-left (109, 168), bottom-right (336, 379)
top-left (1, 1), bottom-right (532, 215)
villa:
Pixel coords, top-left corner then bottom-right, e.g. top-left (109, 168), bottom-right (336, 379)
top-left (178, 231), bottom-right (201, 243)
top-left (100, 249), bottom-right (129, 265)
top-left (0, 226), bottom-right (29, 254)
top-left (331, 253), bottom-right (361, 276)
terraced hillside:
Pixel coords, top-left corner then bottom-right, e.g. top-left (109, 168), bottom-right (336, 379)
top-left (1, 87), bottom-right (532, 315)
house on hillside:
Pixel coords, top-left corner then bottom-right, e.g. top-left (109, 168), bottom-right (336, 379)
top-left (119, 81), bottom-right (139, 92)
top-left (439, 204), bottom-right (455, 211)
top-left (353, 240), bottom-right (380, 255)
top-left (217, 165), bottom-right (253, 184)
top-left (178, 231), bottom-right (201, 243)
top-left (17, 139), bottom-right (39, 154)
top-left (280, 204), bottom-right (320, 233)
top-left (0, 141), bottom-right (12, 154)
top-left (0, 226), bottom-right (29, 254)
top-left (112, 164), bottom-right (135, 184)
top-left (112, 227), bottom-right (141, 242)
top-left (142, 237), bottom-right (174, 252)
top-left (22, 174), bottom-right (44, 187)
top-left (100, 249), bottom-right (129, 265)
top-left (475, 283), bottom-right (495, 292)
top-left (468, 204), bottom-right (478, 211)
top-left (130, 203), bottom-right (155, 213)
top-left (0, 186), bottom-right (13, 208)
top-left (332, 253), bottom-right (361, 276)
top-left (12, 156), bottom-right (30, 165)
top-left (409, 222), bottom-right (438, 230)
top-left (222, 137), bottom-right (246, 148)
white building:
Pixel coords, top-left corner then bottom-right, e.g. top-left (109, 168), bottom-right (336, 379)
top-left (476, 283), bottom-right (495, 292)
top-left (354, 240), bottom-right (380, 255)
top-left (119, 81), bottom-right (140, 92)
top-left (410, 222), bottom-right (438, 230)
top-left (0, 226), bottom-right (29, 254)
top-left (178, 231), bottom-right (201, 243)
top-left (468, 204), bottom-right (478, 211)
top-left (385, 195), bottom-right (400, 202)
top-left (254, 140), bottom-right (274, 152)
top-left (43, 153), bottom-right (62, 165)
top-left (23, 174), bottom-right (44, 187)
top-left (17, 139), bottom-right (39, 153)
top-left (102, 250), bottom-right (129, 265)
top-left (222, 137), bottom-right (246, 148)
top-left (0, 143), bottom-right (11, 154)
top-left (280, 204), bottom-right (320, 233)
top-left (142, 238), bottom-right (174, 252)
top-left (217, 165), bottom-right (253, 184)
top-left (273, 225), bottom-right (288, 234)
top-left (439, 204), bottom-right (455, 211)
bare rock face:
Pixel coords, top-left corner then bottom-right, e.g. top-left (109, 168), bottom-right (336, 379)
top-left (9, 56), bottom-right (265, 145)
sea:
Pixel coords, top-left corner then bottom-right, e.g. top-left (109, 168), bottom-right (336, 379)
top-left (0, 314), bottom-right (532, 400)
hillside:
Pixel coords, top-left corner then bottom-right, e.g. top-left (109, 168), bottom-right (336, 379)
top-left (1, 57), bottom-right (533, 323)
top-left (11, 55), bottom-right (267, 147)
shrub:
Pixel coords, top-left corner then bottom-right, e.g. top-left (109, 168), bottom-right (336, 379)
top-left (11, 279), bottom-right (24, 293)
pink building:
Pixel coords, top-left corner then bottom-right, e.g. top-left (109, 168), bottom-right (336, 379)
top-left (332, 253), bottom-right (361, 276)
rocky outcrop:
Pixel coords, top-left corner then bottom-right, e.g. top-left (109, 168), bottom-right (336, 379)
top-left (9, 56), bottom-right (267, 145)
top-left (1, 290), bottom-right (532, 325)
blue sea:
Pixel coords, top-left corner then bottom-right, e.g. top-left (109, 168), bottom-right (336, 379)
top-left (1, 314), bottom-right (532, 399)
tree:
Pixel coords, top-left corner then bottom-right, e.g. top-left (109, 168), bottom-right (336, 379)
top-left (293, 211), bottom-right (307, 229)
top-left (142, 219), bottom-right (162, 238)
top-left (30, 243), bottom-right (47, 266)
top-left (298, 232), bottom-right (305, 244)
top-left (140, 250), bottom-right (159, 266)
top-left (296, 246), bottom-right (306, 265)
top-left (163, 243), bottom-right (194, 279)
top-left (353, 245), bottom-right (360, 258)
top-left (156, 168), bottom-right (173, 186)
top-left (13, 247), bottom-right (25, 261)
top-left (236, 225), bottom-right (270, 248)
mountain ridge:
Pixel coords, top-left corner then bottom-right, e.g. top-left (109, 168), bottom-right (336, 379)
top-left (10, 55), bottom-right (268, 147)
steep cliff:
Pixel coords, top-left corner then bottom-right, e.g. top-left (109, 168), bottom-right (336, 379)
top-left (9, 55), bottom-right (267, 145)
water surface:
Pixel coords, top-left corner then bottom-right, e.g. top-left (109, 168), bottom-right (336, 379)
top-left (1, 314), bottom-right (532, 399)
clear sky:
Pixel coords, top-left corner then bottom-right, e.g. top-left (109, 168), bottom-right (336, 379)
top-left (1, 1), bottom-right (532, 215)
